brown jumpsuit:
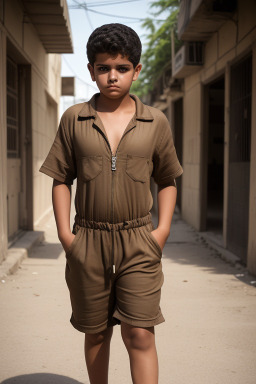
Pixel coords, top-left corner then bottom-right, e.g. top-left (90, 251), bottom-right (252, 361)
top-left (39, 93), bottom-right (183, 334)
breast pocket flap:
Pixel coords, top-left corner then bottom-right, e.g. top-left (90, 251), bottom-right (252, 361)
top-left (81, 156), bottom-right (103, 182)
top-left (126, 154), bottom-right (149, 183)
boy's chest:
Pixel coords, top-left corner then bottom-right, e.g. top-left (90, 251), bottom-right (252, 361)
top-left (73, 119), bottom-right (158, 160)
top-left (97, 113), bottom-right (133, 155)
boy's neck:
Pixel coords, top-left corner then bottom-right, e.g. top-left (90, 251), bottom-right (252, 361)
top-left (96, 93), bottom-right (135, 113)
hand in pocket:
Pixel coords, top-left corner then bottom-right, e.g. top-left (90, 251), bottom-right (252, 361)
top-left (61, 233), bottom-right (76, 253)
top-left (150, 228), bottom-right (168, 251)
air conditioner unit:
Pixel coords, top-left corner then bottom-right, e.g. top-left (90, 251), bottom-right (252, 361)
top-left (173, 42), bottom-right (204, 79)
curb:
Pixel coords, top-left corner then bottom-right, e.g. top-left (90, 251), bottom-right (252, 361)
top-left (0, 231), bottom-right (45, 281)
top-left (198, 232), bottom-right (242, 267)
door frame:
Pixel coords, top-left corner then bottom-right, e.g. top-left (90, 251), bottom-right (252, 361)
top-left (7, 39), bottom-right (33, 236)
top-left (201, 73), bottom-right (225, 232)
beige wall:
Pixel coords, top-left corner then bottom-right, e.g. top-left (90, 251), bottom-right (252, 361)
top-left (31, 54), bottom-right (61, 225)
top-left (247, 46), bottom-right (256, 275)
top-left (0, 0), bottom-right (62, 261)
top-left (182, 80), bottom-right (202, 229)
top-left (179, 0), bottom-right (256, 271)
top-left (0, 27), bottom-right (7, 263)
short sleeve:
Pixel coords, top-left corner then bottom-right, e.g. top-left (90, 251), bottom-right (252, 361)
top-left (152, 113), bottom-right (183, 187)
top-left (39, 116), bottom-right (76, 185)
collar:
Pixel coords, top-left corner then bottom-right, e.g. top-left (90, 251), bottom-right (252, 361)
top-left (78, 93), bottom-right (154, 121)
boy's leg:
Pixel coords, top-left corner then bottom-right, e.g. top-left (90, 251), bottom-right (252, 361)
top-left (85, 327), bottom-right (113, 384)
top-left (121, 322), bottom-right (158, 384)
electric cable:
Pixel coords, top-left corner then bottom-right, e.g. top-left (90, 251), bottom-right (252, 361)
top-left (72, 0), bottom-right (94, 30)
top-left (62, 56), bottom-right (98, 91)
top-left (69, 1), bottom-right (164, 22)
top-left (69, 0), bottom-right (141, 8)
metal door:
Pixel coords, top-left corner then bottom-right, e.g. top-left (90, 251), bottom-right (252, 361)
top-left (228, 54), bottom-right (252, 263)
top-left (7, 57), bottom-right (21, 240)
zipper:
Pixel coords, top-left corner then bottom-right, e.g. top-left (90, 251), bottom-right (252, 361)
top-left (111, 155), bottom-right (117, 171)
top-left (95, 121), bottom-right (136, 276)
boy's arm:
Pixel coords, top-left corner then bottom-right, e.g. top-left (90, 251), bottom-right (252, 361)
top-left (151, 184), bottom-right (177, 251)
top-left (52, 179), bottom-right (75, 252)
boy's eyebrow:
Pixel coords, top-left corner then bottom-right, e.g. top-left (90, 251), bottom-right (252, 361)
top-left (95, 63), bottom-right (132, 67)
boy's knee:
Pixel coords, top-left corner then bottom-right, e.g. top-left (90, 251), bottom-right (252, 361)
top-left (85, 327), bottom-right (113, 346)
top-left (121, 324), bottom-right (155, 351)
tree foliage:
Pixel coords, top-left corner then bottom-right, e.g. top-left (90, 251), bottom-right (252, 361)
top-left (131, 0), bottom-right (181, 98)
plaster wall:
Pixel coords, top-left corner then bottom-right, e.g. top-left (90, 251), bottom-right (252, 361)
top-left (180, 0), bottom-right (256, 272)
top-left (182, 83), bottom-right (202, 229)
top-left (1, 0), bottom-right (62, 260)
top-left (247, 46), bottom-right (256, 275)
top-left (0, 28), bottom-right (7, 263)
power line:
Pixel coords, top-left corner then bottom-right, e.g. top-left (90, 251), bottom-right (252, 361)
top-left (72, 0), bottom-right (94, 31)
top-left (69, 0), bottom-right (142, 8)
top-left (62, 56), bottom-right (98, 91)
top-left (70, 5), bottom-right (146, 21)
top-left (69, 2), bottom-right (165, 22)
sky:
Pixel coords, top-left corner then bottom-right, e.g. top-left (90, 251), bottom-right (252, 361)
top-left (61, 0), bottom-right (153, 111)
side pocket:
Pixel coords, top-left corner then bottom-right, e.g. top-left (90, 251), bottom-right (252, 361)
top-left (66, 227), bottom-right (82, 258)
top-left (144, 225), bottom-right (163, 258)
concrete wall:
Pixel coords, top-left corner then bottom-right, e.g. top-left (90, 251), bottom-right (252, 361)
top-left (0, 28), bottom-right (8, 263)
top-left (247, 45), bottom-right (256, 275)
top-left (0, 0), bottom-right (62, 262)
top-left (32, 55), bottom-right (61, 225)
top-left (179, 0), bottom-right (256, 272)
top-left (182, 79), bottom-right (202, 229)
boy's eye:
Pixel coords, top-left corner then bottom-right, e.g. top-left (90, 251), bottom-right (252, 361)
top-left (118, 67), bottom-right (129, 73)
top-left (98, 66), bottom-right (109, 72)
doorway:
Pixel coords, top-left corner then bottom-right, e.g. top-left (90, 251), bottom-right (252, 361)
top-left (206, 77), bottom-right (225, 239)
top-left (227, 54), bottom-right (252, 264)
top-left (173, 98), bottom-right (183, 211)
top-left (6, 53), bottom-right (32, 243)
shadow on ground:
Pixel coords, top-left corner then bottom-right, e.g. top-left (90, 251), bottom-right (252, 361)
top-left (1, 373), bottom-right (84, 384)
top-left (28, 242), bottom-right (64, 260)
top-left (163, 241), bottom-right (256, 287)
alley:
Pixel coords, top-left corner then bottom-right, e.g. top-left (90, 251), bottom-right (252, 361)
top-left (0, 211), bottom-right (256, 384)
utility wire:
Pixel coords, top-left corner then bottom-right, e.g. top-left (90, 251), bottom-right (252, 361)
top-left (62, 56), bottom-right (98, 91)
top-left (70, 5), bottom-right (148, 21)
top-left (69, 1), bottom-right (164, 22)
top-left (72, 0), bottom-right (94, 31)
top-left (69, 0), bottom-right (141, 8)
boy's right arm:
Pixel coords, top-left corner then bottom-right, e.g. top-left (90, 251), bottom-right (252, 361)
top-left (52, 179), bottom-right (75, 253)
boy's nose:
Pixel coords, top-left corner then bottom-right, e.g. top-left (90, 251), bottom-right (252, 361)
top-left (108, 69), bottom-right (117, 82)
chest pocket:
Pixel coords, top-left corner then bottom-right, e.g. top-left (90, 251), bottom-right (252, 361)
top-left (126, 154), bottom-right (150, 183)
top-left (80, 156), bottom-right (103, 182)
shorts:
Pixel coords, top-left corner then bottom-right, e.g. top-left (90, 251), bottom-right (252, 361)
top-left (65, 212), bottom-right (165, 334)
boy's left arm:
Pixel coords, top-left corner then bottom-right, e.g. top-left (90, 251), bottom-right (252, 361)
top-left (151, 183), bottom-right (177, 250)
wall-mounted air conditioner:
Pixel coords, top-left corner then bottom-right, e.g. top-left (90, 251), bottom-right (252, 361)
top-left (173, 42), bottom-right (204, 79)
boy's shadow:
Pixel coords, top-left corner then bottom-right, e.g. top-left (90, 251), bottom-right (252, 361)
top-left (1, 373), bottom-right (84, 384)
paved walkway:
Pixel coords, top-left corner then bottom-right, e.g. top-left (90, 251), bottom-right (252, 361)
top-left (0, 210), bottom-right (256, 384)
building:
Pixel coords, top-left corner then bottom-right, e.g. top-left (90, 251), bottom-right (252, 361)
top-left (154, 0), bottom-right (256, 274)
top-left (0, 0), bottom-right (73, 263)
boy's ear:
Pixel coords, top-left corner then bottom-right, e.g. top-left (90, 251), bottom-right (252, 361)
top-left (87, 63), bottom-right (96, 81)
top-left (132, 63), bottom-right (142, 82)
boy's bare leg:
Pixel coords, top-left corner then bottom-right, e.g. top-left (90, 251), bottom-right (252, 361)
top-left (121, 322), bottom-right (158, 384)
top-left (85, 327), bottom-right (113, 384)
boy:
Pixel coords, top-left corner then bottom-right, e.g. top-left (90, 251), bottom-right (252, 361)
top-left (40, 23), bottom-right (183, 384)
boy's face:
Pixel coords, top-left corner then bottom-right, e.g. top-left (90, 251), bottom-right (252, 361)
top-left (88, 53), bottom-right (142, 99)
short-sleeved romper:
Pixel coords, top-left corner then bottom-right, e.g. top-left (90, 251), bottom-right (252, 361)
top-left (39, 93), bottom-right (183, 334)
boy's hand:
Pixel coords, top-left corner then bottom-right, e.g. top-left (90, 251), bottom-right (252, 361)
top-left (59, 232), bottom-right (76, 253)
top-left (150, 227), bottom-right (169, 251)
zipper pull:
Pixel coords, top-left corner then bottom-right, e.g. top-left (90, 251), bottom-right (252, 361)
top-left (111, 156), bottom-right (117, 171)
top-left (113, 265), bottom-right (116, 274)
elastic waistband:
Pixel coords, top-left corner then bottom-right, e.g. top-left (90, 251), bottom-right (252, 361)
top-left (74, 213), bottom-right (152, 231)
